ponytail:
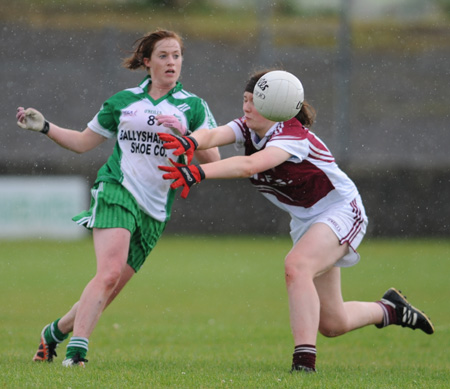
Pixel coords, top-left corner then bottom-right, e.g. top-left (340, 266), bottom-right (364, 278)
top-left (295, 101), bottom-right (316, 127)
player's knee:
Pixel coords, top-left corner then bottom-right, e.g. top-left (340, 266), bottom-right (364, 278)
top-left (284, 253), bottom-right (311, 285)
top-left (319, 316), bottom-right (349, 337)
top-left (284, 256), bottom-right (299, 285)
top-left (96, 269), bottom-right (122, 291)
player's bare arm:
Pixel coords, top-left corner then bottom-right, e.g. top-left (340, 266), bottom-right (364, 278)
top-left (191, 125), bottom-right (236, 150)
top-left (155, 115), bottom-right (222, 163)
top-left (158, 125), bottom-right (232, 164)
top-left (193, 148), bottom-right (221, 164)
top-left (200, 146), bottom-right (291, 179)
top-left (47, 126), bottom-right (107, 153)
top-left (16, 106), bottom-right (107, 153)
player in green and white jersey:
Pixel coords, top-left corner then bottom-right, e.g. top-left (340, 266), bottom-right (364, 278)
top-left (81, 73), bottom-right (217, 224)
top-left (16, 29), bottom-right (219, 367)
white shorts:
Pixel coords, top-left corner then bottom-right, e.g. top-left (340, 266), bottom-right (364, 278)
top-left (289, 195), bottom-right (368, 268)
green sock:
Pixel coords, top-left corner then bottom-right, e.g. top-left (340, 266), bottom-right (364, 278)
top-left (44, 318), bottom-right (69, 345)
top-left (65, 337), bottom-right (89, 360)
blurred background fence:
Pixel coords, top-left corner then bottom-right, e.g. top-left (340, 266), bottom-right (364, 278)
top-left (1, 0), bottom-right (449, 238)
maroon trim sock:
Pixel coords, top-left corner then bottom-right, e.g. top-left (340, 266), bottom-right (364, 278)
top-left (292, 344), bottom-right (316, 370)
top-left (375, 300), bottom-right (397, 328)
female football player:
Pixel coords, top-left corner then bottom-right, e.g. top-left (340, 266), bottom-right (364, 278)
top-left (157, 69), bottom-right (434, 373)
top-left (16, 29), bottom-right (219, 367)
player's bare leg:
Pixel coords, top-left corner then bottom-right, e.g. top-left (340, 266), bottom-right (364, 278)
top-left (285, 222), bottom-right (348, 372)
top-left (62, 227), bottom-right (131, 366)
top-left (58, 263), bottom-right (135, 334)
top-left (315, 267), bottom-right (384, 337)
top-left (33, 260), bottom-right (135, 363)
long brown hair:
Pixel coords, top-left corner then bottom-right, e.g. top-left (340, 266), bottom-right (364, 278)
top-left (122, 29), bottom-right (184, 70)
top-left (245, 69), bottom-right (316, 127)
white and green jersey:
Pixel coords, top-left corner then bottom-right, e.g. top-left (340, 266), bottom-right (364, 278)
top-left (87, 75), bottom-right (216, 222)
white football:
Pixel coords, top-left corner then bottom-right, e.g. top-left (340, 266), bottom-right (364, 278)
top-left (253, 70), bottom-right (304, 122)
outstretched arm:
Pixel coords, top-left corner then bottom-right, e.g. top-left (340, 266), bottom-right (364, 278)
top-left (158, 124), bottom-right (233, 164)
top-left (200, 146), bottom-right (291, 179)
top-left (187, 122), bottom-right (226, 163)
top-left (159, 146), bottom-right (292, 198)
top-left (194, 148), bottom-right (221, 164)
top-left (155, 115), bottom-right (225, 164)
top-left (16, 107), bottom-right (107, 153)
top-left (190, 125), bottom-right (236, 150)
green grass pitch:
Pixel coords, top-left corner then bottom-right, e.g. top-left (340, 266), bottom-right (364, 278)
top-left (0, 236), bottom-right (448, 387)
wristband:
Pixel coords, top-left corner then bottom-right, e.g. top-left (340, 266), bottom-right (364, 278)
top-left (41, 121), bottom-right (50, 134)
top-left (187, 136), bottom-right (198, 149)
top-left (196, 165), bottom-right (205, 181)
top-left (178, 135), bottom-right (198, 151)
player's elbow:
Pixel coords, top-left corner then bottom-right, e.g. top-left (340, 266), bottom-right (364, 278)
top-left (68, 144), bottom-right (90, 154)
top-left (72, 147), bottom-right (85, 155)
top-left (239, 159), bottom-right (260, 178)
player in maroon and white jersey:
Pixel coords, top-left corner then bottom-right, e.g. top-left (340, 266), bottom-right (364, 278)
top-left (158, 69), bottom-right (434, 373)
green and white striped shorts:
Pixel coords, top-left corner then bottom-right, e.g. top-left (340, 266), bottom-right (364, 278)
top-left (73, 181), bottom-right (166, 272)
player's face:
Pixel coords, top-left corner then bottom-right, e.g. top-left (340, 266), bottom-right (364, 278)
top-left (243, 92), bottom-right (274, 133)
top-left (144, 38), bottom-right (183, 89)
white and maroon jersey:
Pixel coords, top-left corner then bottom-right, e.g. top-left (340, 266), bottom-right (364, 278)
top-left (228, 116), bottom-right (359, 220)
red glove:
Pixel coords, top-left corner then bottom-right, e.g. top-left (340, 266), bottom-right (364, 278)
top-left (158, 133), bottom-right (198, 164)
top-left (159, 159), bottom-right (205, 199)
